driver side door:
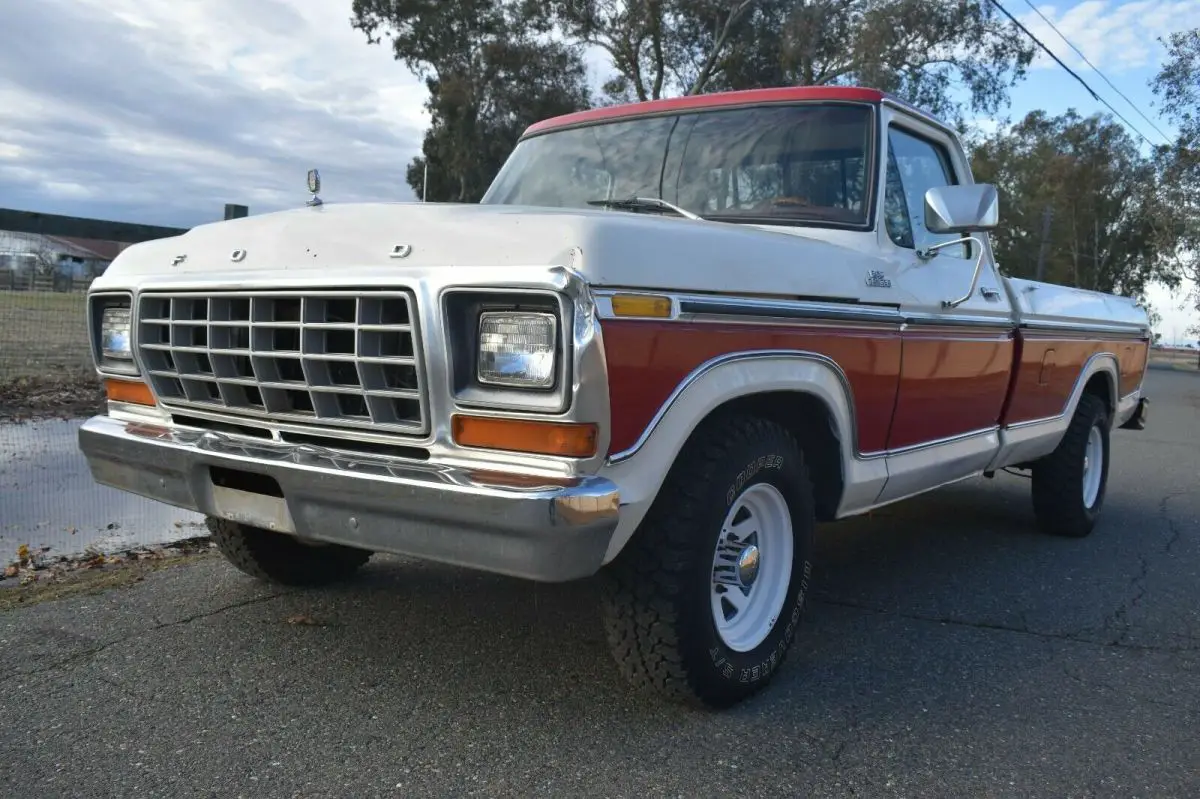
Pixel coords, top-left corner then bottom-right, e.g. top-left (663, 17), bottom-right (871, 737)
top-left (875, 115), bottom-right (1016, 504)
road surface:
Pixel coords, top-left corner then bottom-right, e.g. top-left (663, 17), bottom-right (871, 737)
top-left (2, 369), bottom-right (1197, 797)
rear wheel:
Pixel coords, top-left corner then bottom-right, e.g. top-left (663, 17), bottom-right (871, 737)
top-left (207, 517), bottom-right (372, 586)
top-left (600, 414), bottom-right (816, 708)
top-left (1031, 392), bottom-right (1111, 538)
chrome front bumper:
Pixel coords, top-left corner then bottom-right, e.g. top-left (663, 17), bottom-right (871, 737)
top-left (77, 415), bottom-right (621, 582)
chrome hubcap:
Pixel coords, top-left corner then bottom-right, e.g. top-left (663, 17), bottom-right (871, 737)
top-left (736, 544), bottom-right (761, 587)
top-left (711, 483), bottom-right (794, 653)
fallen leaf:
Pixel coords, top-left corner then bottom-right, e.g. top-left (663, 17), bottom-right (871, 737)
top-left (284, 614), bottom-right (322, 626)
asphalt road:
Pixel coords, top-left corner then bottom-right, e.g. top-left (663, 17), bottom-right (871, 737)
top-left (2, 369), bottom-right (1198, 798)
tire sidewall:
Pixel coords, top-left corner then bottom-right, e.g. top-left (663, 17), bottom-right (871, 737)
top-left (682, 432), bottom-right (815, 694)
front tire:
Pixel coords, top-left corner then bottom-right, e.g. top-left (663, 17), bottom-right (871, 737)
top-left (207, 517), bottom-right (372, 586)
top-left (1031, 392), bottom-right (1111, 538)
top-left (600, 414), bottom-right (816, 708)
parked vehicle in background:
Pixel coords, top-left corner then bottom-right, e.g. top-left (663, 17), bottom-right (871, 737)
top-left (79, 86), bottom-right (1150, 708)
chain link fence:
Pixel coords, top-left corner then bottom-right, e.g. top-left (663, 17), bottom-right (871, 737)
top-left (0, 223), bottom-right (206, 576)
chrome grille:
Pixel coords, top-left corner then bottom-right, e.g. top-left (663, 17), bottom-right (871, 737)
top-left (136, 290), bottom-right (427, 435)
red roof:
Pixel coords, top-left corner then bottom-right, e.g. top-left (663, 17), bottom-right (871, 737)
top-left (523, 86), bottom-right (890, 137)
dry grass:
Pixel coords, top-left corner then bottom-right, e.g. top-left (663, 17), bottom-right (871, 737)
top-left (0, 290), bottom-right (102, 420)
top-left (1149, 347), bottom-right (1200, 372)
top-left (0, 290), bottom-right (91, 379)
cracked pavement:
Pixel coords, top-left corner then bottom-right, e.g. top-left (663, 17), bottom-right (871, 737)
top-left (2, 369), bottom-right (1198, 797)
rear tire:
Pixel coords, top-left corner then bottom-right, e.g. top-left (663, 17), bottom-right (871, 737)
top-left (599, 414), bottom-right (816, 708)
top-left (207, 517), bottom-right (372, 586)
top-left (1031, 392), bottom-right (1110, 538)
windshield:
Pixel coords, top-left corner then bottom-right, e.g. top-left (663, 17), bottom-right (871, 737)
top-left (481, 102), bottom-right (874, 227)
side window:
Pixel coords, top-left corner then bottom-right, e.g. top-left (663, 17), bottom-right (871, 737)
top-left (883, 127), bottom-right (967, 258)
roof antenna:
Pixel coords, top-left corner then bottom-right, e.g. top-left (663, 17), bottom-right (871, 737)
top-left (306, 169), bottom-right (323, 207)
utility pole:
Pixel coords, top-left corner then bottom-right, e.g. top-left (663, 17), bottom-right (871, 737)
top-left (423, 162), bottom-right (428, 202)
top-left (1035, 205), bottom-right (1053, 281)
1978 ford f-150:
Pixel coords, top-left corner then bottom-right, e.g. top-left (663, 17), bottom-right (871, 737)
top-left (79, 86), bottom-right (1150, 707)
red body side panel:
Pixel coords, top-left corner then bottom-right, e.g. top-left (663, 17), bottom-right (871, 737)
top-left (885, 331), bottom-right (1016, 450)
top-left (599, 319), bottom-right (901, 455)
top-left (1001, 334), bottom-right (1150, 425)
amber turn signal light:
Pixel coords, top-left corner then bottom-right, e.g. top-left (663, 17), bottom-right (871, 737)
top-left (452, 415), bottom-right (598, 458)
top-left (104, 378), bottom-right (156, 407)
top-left (610, 294), bottom-right (673, 318)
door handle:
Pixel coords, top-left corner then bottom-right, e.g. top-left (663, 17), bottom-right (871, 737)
top-left (980, 287), bottom-right (1001, 301)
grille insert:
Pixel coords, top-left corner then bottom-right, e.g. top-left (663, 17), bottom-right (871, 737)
top-left (137, 291), bottom-right (426, 435)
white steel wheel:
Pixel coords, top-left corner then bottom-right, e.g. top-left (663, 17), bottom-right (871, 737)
top-left (710, 482), bottom-right (794, 653)
top-left (1082, 425), bottom-right (1104, 509)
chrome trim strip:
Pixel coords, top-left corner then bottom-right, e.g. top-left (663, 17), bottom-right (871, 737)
top-left (1019, 319), bottom-right (1150, 339)
top-left (902, 313), bottom-right (1015, 333)
top-left (597, 289), bottom-right (1023, 333)
top-left (676, 296), bottom-right (902, 326)
top-left (882, 425), bottom-right (1001, 456)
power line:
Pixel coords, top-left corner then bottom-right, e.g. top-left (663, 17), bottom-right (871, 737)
top-left (987, 0), bottom-right (1160, 149)
top-left (1018, 0), bottom-right (1172, 144)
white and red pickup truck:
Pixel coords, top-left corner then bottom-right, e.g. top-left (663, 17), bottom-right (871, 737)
top-left (80, 86), bottom-right (1150, 707)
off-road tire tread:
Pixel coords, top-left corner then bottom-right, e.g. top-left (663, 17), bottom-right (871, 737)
top-left (1031, 392), bottom-right (1109, 538)
top-left (600, 413), bottom-right (812, 707)
top-left (207, 517), bottom-right (372, 586)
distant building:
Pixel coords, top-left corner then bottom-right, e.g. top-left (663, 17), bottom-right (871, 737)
top-left (0, 229), bottom-right (130, 289)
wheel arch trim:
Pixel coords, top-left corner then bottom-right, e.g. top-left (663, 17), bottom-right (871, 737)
top-left (599, 350), bottom-right (881, 564)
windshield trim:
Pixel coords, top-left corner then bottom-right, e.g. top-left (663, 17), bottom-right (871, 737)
top-left (489, 100), bottom-right (881, 234)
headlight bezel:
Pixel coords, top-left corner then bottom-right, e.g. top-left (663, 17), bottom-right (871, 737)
top-left (442, 288), bottom-right (572, 414)
top-left (88, 291), bottom-right (140, 376)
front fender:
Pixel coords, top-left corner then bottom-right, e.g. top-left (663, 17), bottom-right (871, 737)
top-left (597, 351), bottom-right (886, 563)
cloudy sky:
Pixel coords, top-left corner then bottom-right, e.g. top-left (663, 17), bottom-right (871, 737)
top-left (2, 0), bottom-right (1198, 335)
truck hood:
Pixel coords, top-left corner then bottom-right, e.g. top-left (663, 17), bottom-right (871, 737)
top-left (99, 201), bottom-right (886, 300)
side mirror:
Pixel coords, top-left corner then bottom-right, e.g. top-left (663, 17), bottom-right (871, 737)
top-left (924, 183), bottom-right (999, 234)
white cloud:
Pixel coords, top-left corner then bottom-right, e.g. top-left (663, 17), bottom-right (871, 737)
top-left (0, 0), bottom-right (429, 229)
top-left (1020, 0), bottom-right (1200, 74)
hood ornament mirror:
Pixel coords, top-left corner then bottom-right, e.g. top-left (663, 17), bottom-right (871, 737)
top-left (306, 168), bottom-right (323, 207)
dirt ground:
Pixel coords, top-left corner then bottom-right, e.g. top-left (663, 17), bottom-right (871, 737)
top-left (0, 290), bottom-right (104, 422)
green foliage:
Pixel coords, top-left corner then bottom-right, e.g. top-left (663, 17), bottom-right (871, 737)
top-left (351, 0), bottom-right (590, 202)
top-left (550, 0), bottom-right (1035, 122)
top-left (970, 110), bottom-right (1177, 297)
top-left (1150, 27), bottom-right (1200, 334)
top-left (353, 0), bottom-right (1038, 202)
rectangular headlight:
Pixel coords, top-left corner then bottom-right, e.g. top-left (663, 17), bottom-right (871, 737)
top-left (101, 306), bottom-right (133, 362)
top-left (477, 312), bottom-right (557, 389)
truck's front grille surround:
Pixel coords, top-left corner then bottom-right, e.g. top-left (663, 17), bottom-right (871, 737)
top-left (136, 290), bottom-right (428, 436)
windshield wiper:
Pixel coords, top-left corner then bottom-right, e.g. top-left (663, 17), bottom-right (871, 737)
top-left (586, 196), bottom-right (702, 221)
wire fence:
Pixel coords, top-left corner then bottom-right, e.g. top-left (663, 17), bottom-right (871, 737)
top-left (0, 215), bottom-right (216, 574)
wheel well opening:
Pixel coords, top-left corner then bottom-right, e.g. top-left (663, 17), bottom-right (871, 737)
top-left (1083, 371), bottom-right (1114, 417)
top-left (702, 391), bottom-right (845, 521)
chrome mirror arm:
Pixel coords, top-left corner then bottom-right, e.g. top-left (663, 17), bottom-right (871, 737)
top-left (917, 236), bottom-right (974, 261)
top-left (942, 234), bottom-right (987, 309)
